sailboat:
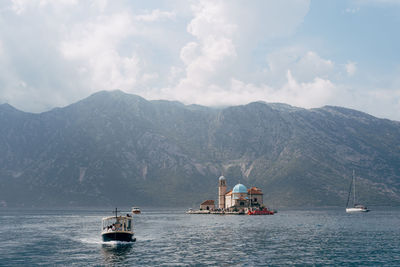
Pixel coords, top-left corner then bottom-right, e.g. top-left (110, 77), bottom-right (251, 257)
top-left (346, 170), bottom-right (370, 213)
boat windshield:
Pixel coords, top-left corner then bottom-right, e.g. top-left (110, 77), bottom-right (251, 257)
top-left (102, 216), bottom-right (132, 232)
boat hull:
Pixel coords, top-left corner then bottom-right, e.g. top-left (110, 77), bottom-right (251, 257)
top-left (247, 209), bottom-right (274, 215)
top-left (346, 207), bottom-right (369, 213)
top-left (102, 232), bottom-right (135, 242)
top-left (131, 207), bottom-right (141, 214)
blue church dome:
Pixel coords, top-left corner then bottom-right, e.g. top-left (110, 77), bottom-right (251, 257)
top-left (232, 183), bottom-right (247, 193)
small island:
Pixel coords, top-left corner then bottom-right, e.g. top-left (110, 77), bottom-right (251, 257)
top-left (187, 176), bottom-right (275, 215)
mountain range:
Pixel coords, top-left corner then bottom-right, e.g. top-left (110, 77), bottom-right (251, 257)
top-left (1, 90), bottom-right (400, 208)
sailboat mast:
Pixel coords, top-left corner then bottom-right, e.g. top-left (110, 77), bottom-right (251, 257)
top-left (346, 174), bottom-right (353, 208)
top-left (353, 170), bottom-right (356, 205)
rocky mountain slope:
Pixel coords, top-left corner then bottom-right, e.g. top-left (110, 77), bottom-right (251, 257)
top-left (1, 90), bottom-right (399, 208)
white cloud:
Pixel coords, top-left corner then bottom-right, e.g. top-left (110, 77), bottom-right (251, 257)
top-left (0, 40), bottom-right (3, 58)
top-left (187, 1), bottom-right (237, 40)
top-left (11, 0), bottom-right (78, 15)
top-left (2, 0), bottom-right (315, 112)
top-left (61, 13), bottom-right (134, 59)
top-left (175, 0), bottom-right (238, 89)
top-left (292, 51), bottom-right (334, 81)
top-left (235, 71), bottom-right (336, 109)
top-left (265, 48), bottom-right (335, 85)
top-left (143, 0), bottom-right (342, 114)
top-left (344, 7), bottom-right (360, 13)
top-left (353, 0), bottom-right (400, 6)
top-left (327, 84), bottom-right (400, 120)
top-left (167, 66), bottom-right (184, 84)
top-left (1, 0), bottom-right (399, 121)
top-left (279, 70), bottom-right (336, 108)
top-left (141, 72), bottom-right (159, 84)
top-left (346, 61), bottom-right (357, 76)
top-left (60, 12), bottom-right (141, 92)
top-left (134, 9), bottom-right (176, 22)
top-left (158, 69), bottom-right (337, 110)
top-left (164, 0), bottom-right (312, 105)
top-left (180, 42), bottom-right (199, 65)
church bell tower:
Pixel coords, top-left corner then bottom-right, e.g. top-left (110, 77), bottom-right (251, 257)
top-left (218, 176), bottom-right (227, 209)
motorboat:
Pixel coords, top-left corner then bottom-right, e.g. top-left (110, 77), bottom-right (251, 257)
top-left (101, 208), bottom-right (136, 242)
top-left (131, 207), bottom-right (141, 214)
top-left (247, 207), bottom-right (275, 215)
top-left (346, 204), bottom-right (369, 213)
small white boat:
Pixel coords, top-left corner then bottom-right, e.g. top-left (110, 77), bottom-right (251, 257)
top-left (101, 208), bottom-right (136, 242)
top-left (346, 170), bottom-right (370, 213)
top-left (131, 207), bottom-right (141, 214)
top-left (346, 205), bottom-right (369, 213)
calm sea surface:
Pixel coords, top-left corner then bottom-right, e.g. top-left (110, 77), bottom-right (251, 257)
top-left (0, 207), bottom-right (400, 266)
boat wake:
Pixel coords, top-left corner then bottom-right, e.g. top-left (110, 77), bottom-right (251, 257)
top-left (101, 240), bottom-right (136, 246)
top-left (79, 237), bottom-right (136, 246)
top-left (104, 240), bottom-right (133, 245)
top-left (79, 237), bottom-right (103, 245)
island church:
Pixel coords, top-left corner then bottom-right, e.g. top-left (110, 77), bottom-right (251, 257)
top-left (200, 176), bottom-right (264, 211)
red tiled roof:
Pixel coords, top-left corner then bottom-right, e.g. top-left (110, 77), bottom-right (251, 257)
top-left (225, 190), bottom-right (233, 196)
top-left (200, 200), bottom-right (215, 205)
top-left (248, 187), bottom-right (263, 195)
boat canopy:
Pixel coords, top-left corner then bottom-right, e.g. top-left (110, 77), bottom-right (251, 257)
top-left (102, 216), bottom-right (132, 232)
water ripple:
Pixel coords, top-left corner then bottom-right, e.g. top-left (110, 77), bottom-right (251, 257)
top-left (1, 208), bottom-right (400, 266)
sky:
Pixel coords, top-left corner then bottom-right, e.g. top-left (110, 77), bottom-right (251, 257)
top-left (0, 0), bottom-right (400, 120)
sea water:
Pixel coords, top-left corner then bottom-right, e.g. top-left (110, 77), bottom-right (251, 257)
top-left (0, 207), bottom-right (399, 266)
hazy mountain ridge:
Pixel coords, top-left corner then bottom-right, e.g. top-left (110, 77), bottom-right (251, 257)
top-left (1, 91), bottom-right (400, 208)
